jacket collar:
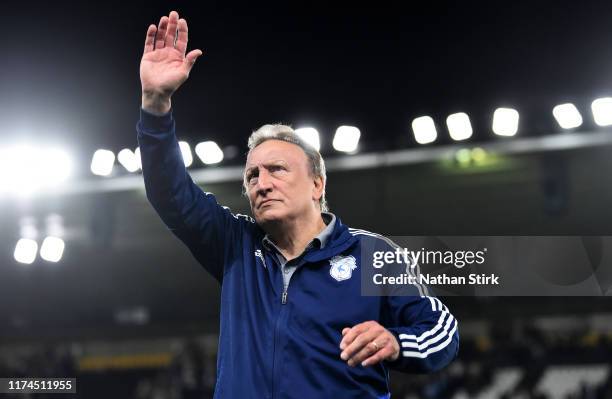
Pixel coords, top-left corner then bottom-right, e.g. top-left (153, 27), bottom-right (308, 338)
top-left (255, 214), bottom-right (358, 263)
top-left (303, 215), bottom-right (358, 263)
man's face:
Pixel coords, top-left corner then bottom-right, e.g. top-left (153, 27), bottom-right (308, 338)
top-left (245, 140), bottom-right (322, 225)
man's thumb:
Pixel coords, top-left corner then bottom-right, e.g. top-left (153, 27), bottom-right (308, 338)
top-left (185, 49), bottom-right (203, 68)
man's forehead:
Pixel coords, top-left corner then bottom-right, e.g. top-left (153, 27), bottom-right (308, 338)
top-left (246, 140), bottom-right (306, 167)
top-left (245, 158), bottom-right (288, 169)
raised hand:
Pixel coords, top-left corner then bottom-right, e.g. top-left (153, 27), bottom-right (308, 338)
top-left (140, 11), bottom-right (203, 115)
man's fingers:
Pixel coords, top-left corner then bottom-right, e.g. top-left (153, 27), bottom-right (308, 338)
top-left (342, 328), bottom-right (350, 336)
top-left (155, 16), bottom-right (168, 49)
top-left (165, 11), bottom-right (179, 48)
top-left (346, 340), bottom-right (381, 367)
top-left (339, 322), bottom-right (372, 350)
top-left (361, 346), bottom-right (395, 367)
top-left (143, 24), bottom-right (156, 54)
top-left (347, 334), bottom-right (393, 366)
top-left (340, 328), bottom-right (380, 362)
top-left (176, 18), bottom-right (189, 56)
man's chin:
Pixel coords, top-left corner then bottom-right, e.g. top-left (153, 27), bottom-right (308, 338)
top-left (254, 208), bottom-right (287, 225)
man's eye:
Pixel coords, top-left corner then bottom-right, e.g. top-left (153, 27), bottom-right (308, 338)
top-left (270, 165), bottom-right (285, 172)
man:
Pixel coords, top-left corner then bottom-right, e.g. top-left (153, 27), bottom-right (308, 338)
top-left (137, 11), bottom-right (459, 399)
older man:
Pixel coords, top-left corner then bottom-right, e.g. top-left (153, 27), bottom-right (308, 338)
top-left (137, 11), bottom-right (459, 399)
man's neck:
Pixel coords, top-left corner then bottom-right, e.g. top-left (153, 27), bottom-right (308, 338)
top-left (265, 211), bottom-right (327, 261)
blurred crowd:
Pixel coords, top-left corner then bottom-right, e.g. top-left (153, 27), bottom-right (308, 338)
top-left (390, 324), bottom-right (612, 398)
top-left (1, 324), bottom-right (612, 399)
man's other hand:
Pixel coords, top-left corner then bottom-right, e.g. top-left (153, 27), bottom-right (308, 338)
top-left (339, 321), bottom-right (400, 367)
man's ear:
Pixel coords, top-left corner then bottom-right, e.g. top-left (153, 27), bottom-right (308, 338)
top-left (312, 175), bottom-right (324, 201)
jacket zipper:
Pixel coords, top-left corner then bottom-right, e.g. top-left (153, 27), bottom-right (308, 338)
top-left (272, 287), bottom-right (289, 398)
top-left (271, 259), bottom-right (290, 398)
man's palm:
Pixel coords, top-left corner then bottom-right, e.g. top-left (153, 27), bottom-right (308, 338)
top-left (141, 47), bottom-right (189, 96)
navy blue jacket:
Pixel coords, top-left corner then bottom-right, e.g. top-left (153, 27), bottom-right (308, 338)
top-left (137, 110), bottom-right (459, 399)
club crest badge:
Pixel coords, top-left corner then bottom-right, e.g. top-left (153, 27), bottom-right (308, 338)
top-left (329, 255), bottom-right (357, 282)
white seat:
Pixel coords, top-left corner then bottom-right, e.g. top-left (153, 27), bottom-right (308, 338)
top-left (475, 367), bottom-right (523, 399)
top-left (535, 364), bottom-right (610, 399)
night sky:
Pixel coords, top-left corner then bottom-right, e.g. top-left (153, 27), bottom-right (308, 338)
top-left (3, 0), bottom-right (612, 174)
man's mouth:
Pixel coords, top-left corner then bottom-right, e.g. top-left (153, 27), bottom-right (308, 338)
top-left (258, 199), bottom-right (278, 209)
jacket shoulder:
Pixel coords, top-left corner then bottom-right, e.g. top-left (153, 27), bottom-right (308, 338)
top-left (347, 227), bottom-right (398, 249)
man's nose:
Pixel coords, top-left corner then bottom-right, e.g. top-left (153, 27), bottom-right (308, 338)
top-left (256, 170), bottom-right (273, 193)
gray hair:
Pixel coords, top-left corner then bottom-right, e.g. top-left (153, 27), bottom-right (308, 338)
top-left (244, 124), bottom-right (328, 212)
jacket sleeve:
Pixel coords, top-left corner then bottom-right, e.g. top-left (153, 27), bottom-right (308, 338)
top-left (136, 108), bottom-right (249, 282)
top-left (382, 293), bottom-right (459, 373)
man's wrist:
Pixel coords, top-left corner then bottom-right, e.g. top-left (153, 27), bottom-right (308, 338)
top-left (141, 93), bottom-right (172, 116)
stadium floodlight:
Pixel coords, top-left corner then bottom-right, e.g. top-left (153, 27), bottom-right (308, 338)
top-left (591, 97), bottom-right (612, 126)
top-left (411, 116), bottom-right (437, 144)
top-left (553, 103), bottom-right (582, 129)
top-left (0, 145), bottom-right (36, 195)
top-left (332, 126), bottom-right (361, 153)
top-left (0, 146), bottom-right (72, 196)
top-left (178, 141), bottom-right (193, 167)
top-left (40, 236), bottom-right (65, 263)
top-left (134, 147), bottom-right (142, 169)
top-left (118, 149), bottom-right (140, 172)
top-left (295, 127), bottom-right (321, 151)
top-left (40, 148), bottom-right (72, 185)
top-left (91, 149), bottom-right (115, 176)
top-left (492, 108), bottom-right (519, 136)
top-left (14, 238), bottom-right (38, 264)
top-left (446, 113), bottom-right (473, 141)
top-left (195, 141), bottom-right (224, 165)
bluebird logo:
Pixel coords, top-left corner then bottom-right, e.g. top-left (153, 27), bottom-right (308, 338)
top-left (329, 255), bottom-right (357, 282)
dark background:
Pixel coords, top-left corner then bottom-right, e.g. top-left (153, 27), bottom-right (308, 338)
top-left (4, 1), bottom-right (612, 159)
